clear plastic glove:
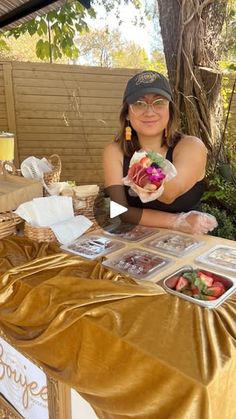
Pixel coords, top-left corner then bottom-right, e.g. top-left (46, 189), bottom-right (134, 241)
top-left (172, 211), bottom-right (218, 235)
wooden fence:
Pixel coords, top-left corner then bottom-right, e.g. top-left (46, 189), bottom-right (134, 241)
top-left (0, 61), bottom-right (137, 184)
top-left (0, 61), bottom-right (235, 185)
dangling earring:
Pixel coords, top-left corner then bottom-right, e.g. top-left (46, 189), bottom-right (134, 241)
top-left (164, 127), bottom-right (168, 138)
top-left (125, 120), bottom-right (132, 141)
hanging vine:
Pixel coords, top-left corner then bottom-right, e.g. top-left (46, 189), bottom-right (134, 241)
top-left (157, 0), bottom-right (228, 158)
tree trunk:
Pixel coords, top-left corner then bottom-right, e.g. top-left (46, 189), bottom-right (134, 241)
top-left (157, 0), bottom-right (228, 160)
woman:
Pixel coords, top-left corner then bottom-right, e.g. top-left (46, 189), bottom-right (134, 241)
top-left (103, 70), bottom-right (217, 235)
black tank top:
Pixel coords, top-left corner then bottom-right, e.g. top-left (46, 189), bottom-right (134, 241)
top-left (123, 147), bottom-right (205, 213)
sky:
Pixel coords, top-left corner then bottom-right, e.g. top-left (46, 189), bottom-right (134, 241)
top-left (85, 0), bottom-right (163, 56)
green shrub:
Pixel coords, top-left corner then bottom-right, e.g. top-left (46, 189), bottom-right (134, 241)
top-left (202, 203), bottom-right (236, 240)
top-left (201, 164), bottom-right (236, 240)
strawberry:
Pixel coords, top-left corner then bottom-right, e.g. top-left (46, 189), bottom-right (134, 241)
top-left (197, 272), bottom-right (213, 287)
top-left (176, 276), bottom-right (189, 291)
top-left (212, 281), bottom-right (225, 293)
top-left (166, 276), bottom-right (179, 289)
top-left (190, 284), bottom-right (199, 295)
top-left (206, 285), bottom-right (224, 298)
top-left (140, 156), bottom-right (151, 168)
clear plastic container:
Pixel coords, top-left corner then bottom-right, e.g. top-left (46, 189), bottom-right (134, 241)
top-left (158, 265), bottom-right (235, 308)
top-left (104, 222), bottom-right (158, 242)
top-left (61, 235), bottom-right (125, 260)
top-left (144, 232), bottom-right (203, 257)
top-left (102, 248), bottom-right (172, 280)
top-left (195, 245), bottom-right (236, 274)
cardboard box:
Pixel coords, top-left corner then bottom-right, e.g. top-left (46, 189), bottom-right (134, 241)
top-left (0, 173), bottom-right (43, 212)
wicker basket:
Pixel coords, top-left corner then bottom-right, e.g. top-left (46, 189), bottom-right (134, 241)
top-left (43, 154), bottom-right (61, 186)
top-left (0, 212), bottom-right (23, 239)
top-left (73, 189), bottom-right (106, 230)
top-left (24, 222), bottom-right (58, 243)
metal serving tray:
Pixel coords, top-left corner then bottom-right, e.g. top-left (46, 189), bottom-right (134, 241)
top-left (104, 222), bottom-right (158, 242)
top-left (102, 248), bottom-right (172, 280)
top-left (195, 245), bottom-right (236, 275)
top-left (143, 232), bottom-right (204, 257)
top-left (158, 265), bottom-right (236, 309)
top-left (61, 234), bottom-right (125, 260)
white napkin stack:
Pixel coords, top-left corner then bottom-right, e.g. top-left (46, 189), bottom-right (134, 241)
top-left (15, 196), bottom-right (93, 245)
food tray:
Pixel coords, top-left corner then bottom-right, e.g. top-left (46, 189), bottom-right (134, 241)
top-left (158, 265), bottom-right (235, 308)
top-left (61, 234), bottom-right (125, 260)
top-left (143, 232), bottom-right (203, 257)
top-left (102, 248), bottom-right (172, 280)
top-left (104, 222), bottom-right (158, 242)
top-left (195, 245), bottom-right (236, 274)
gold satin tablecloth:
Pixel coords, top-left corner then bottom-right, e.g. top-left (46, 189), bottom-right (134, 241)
top-left (0, 236), bottom-right (236, 419)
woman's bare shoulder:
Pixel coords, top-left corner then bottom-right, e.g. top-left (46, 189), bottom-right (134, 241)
top-left (177, 135), bottom-right (207, 150)
top-left (104, 142), bottom-right (123, 157)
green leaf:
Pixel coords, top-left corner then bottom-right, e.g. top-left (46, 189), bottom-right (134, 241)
top-left (146, 151), bottom-right (165, 167)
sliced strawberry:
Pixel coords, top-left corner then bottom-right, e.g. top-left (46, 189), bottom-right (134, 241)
top-left (140, 156), bottom-right (151, 168)
top-left (212, 281), bottom-right (225, 293)
top-left (207, 285), bottom-right (224, 298)
top-left (190, 285), bottom-right (199, 295)
top-left (166, 276), bottom-right (179, 289)
top-left (197, 272), bottom-right (214, 287)
top-left (176, 276), bottom-right (189, 291)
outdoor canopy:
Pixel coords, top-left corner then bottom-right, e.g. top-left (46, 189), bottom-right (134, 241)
top-left (0, 0), bottom-right (91, 31)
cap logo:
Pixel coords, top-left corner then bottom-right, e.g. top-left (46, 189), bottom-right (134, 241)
top-left (135, 72), bottom-right (159, 85)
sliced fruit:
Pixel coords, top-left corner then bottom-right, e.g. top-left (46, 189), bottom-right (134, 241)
top-left (197, 272), bottom-right (214, 287)
top-left (166, 276), bottom-right (179, 289)
top-left (140, 156), bottom-right (151, 168)
top-left (212, 281), bottom-right (226, 292)
top-left (176, 276), bottom-right (189, 291)
top-left (190, 284), bottom-right (199, 295)
top-left (206, 285), bottom-right (224, 298)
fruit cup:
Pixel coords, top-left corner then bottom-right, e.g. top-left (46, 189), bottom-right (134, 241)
top-left (158, 265), bottom-right (235, 308)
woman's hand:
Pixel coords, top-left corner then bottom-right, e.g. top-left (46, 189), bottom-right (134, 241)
top-left (172, 211), bottom-right (218, 235)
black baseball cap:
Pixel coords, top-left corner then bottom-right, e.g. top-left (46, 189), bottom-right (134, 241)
top-left (123, 70), bottom-right (173, 104)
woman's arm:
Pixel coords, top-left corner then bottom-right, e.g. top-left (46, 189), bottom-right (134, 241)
top-left (103, 142), bottom-right (213, 234)
top-left (158, 136), bottom-right (207, 204)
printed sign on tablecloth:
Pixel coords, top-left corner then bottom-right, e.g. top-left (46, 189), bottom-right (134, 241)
top-left (0, 337), bottom-right (49, 419)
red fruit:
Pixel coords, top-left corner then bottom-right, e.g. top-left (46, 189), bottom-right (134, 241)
top-left (166, 276), bottom-right (179, 289)
top-left (207, 286), bottom-right (224, 298)
top-left (197, 272), bottom-right (213, 287)
top-left (212, 281), bottom-right (225, 292)
top-left (176, 276), bottom-right (189, 291)
top-left (140, 156), bottom-right (151, 168)
top-left (137, 172), bottom-right (150, 188)
top-left (152, 179), bottom-right (162, 188)
top-left (128, 163), bottom-right (143, 180)
top-left (190, 285), bottom-right (199, 295)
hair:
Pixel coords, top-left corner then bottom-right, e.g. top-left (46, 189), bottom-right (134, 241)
top-left (114, 100), bottom-right (183, 157)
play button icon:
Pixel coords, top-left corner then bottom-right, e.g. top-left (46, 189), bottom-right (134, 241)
top-left (110, 201), bottom-right (128, 218)
top-left (93, 184), bottom-right (143, 232)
